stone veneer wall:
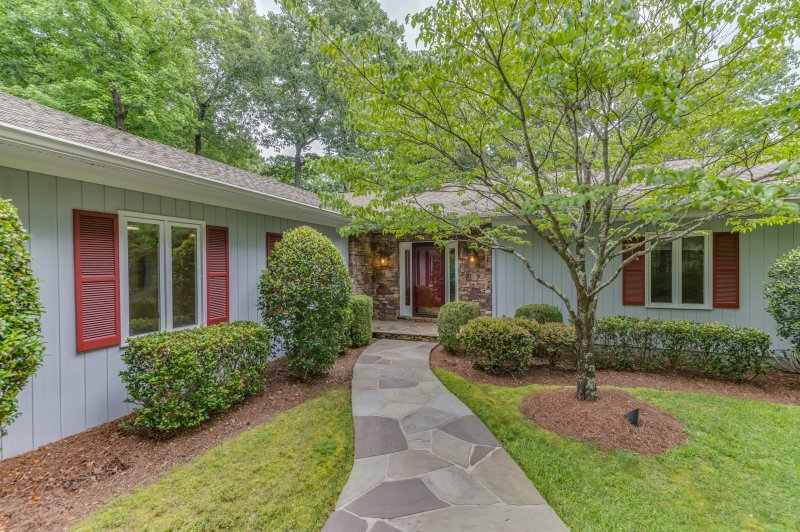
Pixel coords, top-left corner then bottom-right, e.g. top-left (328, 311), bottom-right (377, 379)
top-left (349, 233), bottom-right (492, 319)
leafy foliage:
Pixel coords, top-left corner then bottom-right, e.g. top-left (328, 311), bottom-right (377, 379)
top-left (515, 304), bottom-right (563, 324)
top-left (436, 301), bottom-right (482, 354)
top-left (347, 295), bottom-right (373, 348)
top-left (765, 247), bottom-right (800, 352)
top-left (323, 0), bottom-right (800, 399)
top-left (458, 317), bottom-right (536, 376)
top-left (0, 197), bottom-right (44, 438)
top-left (535, 323), bottom-right (577, 367)
top-left (258, 226), bottom-right (352, 379)
top-left (595, 317), bottom-right (770, 380)
top-left (120, 321), bottom-right (271, 432)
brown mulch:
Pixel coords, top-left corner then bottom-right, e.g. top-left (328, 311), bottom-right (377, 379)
top-left (0, 342), bottom-right (370, 532)
top-left (520, 388), bottom-right (687, 454)
top-left (431, 345), bottom-right (800, 405)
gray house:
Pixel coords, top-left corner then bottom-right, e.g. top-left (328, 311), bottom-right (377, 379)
top-left (0, 93), bottom-right (348, 459)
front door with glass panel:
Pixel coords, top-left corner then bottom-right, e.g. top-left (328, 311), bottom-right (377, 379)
top-left (413, 244), bottom-right (445, 316)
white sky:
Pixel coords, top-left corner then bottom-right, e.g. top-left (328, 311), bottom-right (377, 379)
top-left (255, 0), bottom-right (437, 48)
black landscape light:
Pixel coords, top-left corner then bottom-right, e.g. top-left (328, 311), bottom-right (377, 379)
top-left (624, 408), bottom-right (640, 426)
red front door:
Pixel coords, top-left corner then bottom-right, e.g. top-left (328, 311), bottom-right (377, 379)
top-left (413, 244), bottom-right (445, 316)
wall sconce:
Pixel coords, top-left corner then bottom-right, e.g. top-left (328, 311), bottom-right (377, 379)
top-left (374, 256), bottom-right (390, 268)
top-left (467, 250), bottom-right (480, 265)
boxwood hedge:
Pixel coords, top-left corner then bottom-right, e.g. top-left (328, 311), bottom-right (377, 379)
top-left (348, 295), bottom-right (373, 347)
top-left (437, 301), bottom-right (482, 354)
top-left (121, 321), bottom-right (271, 431)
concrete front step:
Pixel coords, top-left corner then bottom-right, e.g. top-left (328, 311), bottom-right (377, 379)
top-left (372, 320), bottom-right (439, 342)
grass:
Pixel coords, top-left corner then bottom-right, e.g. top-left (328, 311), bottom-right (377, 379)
top-left (433, 368), bottom-right (800, 532)
top-left (76, 389), bottom-right (353, 532)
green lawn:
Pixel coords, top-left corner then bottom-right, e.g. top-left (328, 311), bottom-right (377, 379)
top-left (76, 389), bottom-right (353, 532)
top-left (434, 368), bottom-right (800, 532)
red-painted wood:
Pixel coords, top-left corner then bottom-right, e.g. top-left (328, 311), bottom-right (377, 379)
top-left (266, 232), bottom-right (282, 265)
top-left (74, 210), bottom-right (120, 351)
top-left (206, 226), bottom-right (229, 325)
top-left (713, 232), bottom-right (739, 308)
top-left (413, 244), bottom-right (445, 316)
top-left (622, 237), bottom-right (645, 306)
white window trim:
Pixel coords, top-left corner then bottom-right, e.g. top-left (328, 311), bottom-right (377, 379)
top-left (119, 211), bottom-right (206, 344)
top-left (399, 241), bottom-right (413, 317)
top-left (645, 232), bottom-right (712, 310)
top-left (445, 241), bottom-right (459, 304)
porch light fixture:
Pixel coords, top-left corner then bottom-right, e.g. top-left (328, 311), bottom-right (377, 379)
top-left (468, 250), bottom-right (480, 265)
top-left (375, 256), bottom-right (390, 268)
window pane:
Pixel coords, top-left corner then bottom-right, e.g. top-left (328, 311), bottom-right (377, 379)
top-left (172, 226), bottom-right (198, 327)
top-left (404, 250), bottom-right (411, 306)
top-left (448, 247), bottom-right (457, 302)
top-left (650, 242), bottom-right (672, 304)
top-left (128, 222), bottom-right (160, 335)
top-left (681, 236), bottom-right (705, 304)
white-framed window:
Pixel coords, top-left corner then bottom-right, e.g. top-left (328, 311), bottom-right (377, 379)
top-left (645, 232), bottom-right (711, 309)
top-left (119, 211), bottom-right (206, 341)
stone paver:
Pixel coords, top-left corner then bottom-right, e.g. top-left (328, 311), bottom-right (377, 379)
top-left (325, 339), bottom-right (568, 531)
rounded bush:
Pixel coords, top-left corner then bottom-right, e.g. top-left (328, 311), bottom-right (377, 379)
top-left (765, 247), bottom-right (800, 352)
top-left (348, 295), bottom-right (374, 347)
top-left (437, 301), bottom-right (482, 353)
top-left (458, 317), bottom-right (536, 376)
top-left (514, 303), bottom-right (563, 324)
top-left (121, 321), bottom-right (271, 431)
top-left (0, 197), bottom-right (44, 437)
top-left (258, 226), bottom-right (352, 380)
top-left (535, 323), bottom-right (577, 366)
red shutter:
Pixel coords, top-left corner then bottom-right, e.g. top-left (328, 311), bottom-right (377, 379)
top-left (206, 226), bottom-right (229, 325)
top-left (713, 232), bottom-right (739, 308)
top-left (74, 210), bottom-right (120, 351)
top-left (266, 232), bottom-right (282, 266)
top-left (622, 237), bottom-right (645, 306)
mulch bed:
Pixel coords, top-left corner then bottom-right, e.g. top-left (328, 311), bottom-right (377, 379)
top-left (520, 388), bottom-right (687, 454)
top-left (431, 345), bottom-right (800, 405)
top-left (0, 342), bottom-right (370, 532)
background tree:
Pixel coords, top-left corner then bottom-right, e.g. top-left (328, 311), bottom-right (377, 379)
top-left (256, 0), bottom-right (403, 187)
top-left (323, 0), bottom-right (800, 400)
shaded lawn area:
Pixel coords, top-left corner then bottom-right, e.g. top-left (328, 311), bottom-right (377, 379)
top-left (434, 368), bottom-right (800, 531)
top-left (76, 389), bottom-right (353, 532)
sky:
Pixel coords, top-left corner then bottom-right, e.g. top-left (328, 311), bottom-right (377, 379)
top-left (254, 0), bottom-right (437, 46)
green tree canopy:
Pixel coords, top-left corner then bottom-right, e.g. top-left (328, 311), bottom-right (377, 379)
top-left (323, 0), bottom-right (800, 400)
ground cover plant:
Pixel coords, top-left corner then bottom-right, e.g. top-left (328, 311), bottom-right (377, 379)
top-left (434, 368), bottom-right (800, 531)
top-left (0, 196), bottom-right (44, 438)
top-left (121, 321), bottom-right (271, 431)
top-left (258, 226), bottom-right (352, 380)
top-left (76, 389), bottom-right (353, 531)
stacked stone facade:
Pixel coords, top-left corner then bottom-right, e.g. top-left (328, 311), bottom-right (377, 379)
top-left (349, 233), bottom-right (492, 319)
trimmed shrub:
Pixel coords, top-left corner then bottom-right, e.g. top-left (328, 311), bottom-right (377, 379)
top-left (515, 303), bottom-right (563, 324)
top-left (0, 197), bottom-right (44, 438)
top-left (258, 226), bottom-right (352, 380)
top-left (765, 247), bottom-right (800, 353)
top-left (594, 317), bottom-right (770, 380)
top-left (437, 301), bottom-right (482, 353)
top-left (348, 295), bottom-right (373, 347)
top-left (458, 317), bottom-right (536, 376)
top-left (535, 323), bottom-right (577, 366)
top-left (120, 322), bottom-right (271, 431)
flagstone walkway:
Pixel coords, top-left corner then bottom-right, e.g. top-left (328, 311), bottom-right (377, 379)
top-left (323, 339), bottom-right (568, 532)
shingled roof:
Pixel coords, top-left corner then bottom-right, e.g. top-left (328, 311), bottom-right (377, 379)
top-left (0, 91), bottom-right (321, 208)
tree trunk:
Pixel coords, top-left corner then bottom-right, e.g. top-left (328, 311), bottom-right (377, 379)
top-left (195, 101), bottom-right (209, 156)
top-left (195, 132), bottom-right (202, 156)
top-left (293, 145), bottom-right (303, 188)
top-left (111, 89), bottom-right (127, 131)
top-left (574, 297), bottom-right (598, 401)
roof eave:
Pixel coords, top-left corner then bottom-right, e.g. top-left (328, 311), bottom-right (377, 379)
top-left (0, 121), bottom-right (348, 227)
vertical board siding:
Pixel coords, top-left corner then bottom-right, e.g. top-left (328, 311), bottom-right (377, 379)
top-left (493, 224), bottom-right (799, 350)
top-left (0, 167), bottom-right (348, 459)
